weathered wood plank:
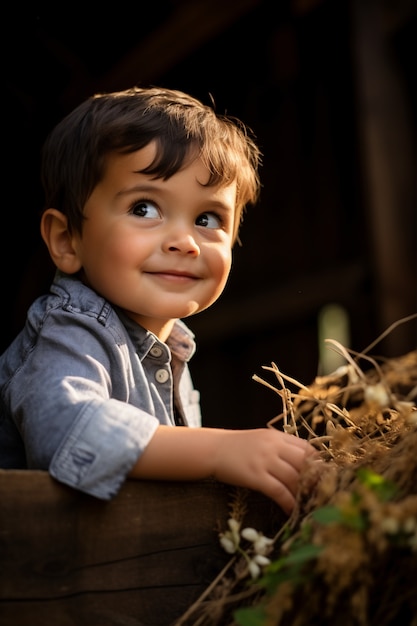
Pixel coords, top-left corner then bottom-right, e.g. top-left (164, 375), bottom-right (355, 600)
top-left (0, 470), bottom-right (284, 625)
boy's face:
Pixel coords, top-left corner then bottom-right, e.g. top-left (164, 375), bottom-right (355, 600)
top-left (70, 142), bottom-right (236, 339)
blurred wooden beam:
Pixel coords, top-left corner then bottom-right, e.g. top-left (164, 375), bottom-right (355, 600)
top-left (351, 0), bottom-right (417, 354)
top-left (61, 0), bottom-right (263, 108)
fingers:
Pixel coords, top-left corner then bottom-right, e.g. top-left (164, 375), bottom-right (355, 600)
top-left (278, 438), bottom-right (309, 470)
top-left (267, 453), bottom-right (303, 513)
top-left (259, 430), bottom-right (317, 513)
top-left (213, 427), bottom-right (317, 515)
top-left (264, 474), bottom-right (296, 516)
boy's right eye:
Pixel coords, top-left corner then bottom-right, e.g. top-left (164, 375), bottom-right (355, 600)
top-left (130, 200), bottom-right (160, 218)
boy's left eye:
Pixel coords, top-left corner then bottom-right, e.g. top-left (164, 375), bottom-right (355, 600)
top-left (196, 212), bottom-right (221, 229)
top-left (131, 200), bottom-right (160, 218)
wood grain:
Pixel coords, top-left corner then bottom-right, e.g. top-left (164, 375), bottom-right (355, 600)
top-left (0, 470), bottom-right (283, 625)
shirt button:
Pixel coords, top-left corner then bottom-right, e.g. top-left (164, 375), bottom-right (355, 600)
top-left (155, 368), bottom-right (169, 384)
top-left (150, 346), bottom-right (163, 358)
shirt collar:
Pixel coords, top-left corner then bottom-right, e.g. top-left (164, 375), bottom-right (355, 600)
top-left (115, 309), bottom-right (196, 363)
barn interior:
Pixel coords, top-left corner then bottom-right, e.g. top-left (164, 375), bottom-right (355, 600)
top-left (4, 0), bottom-right (416, 428)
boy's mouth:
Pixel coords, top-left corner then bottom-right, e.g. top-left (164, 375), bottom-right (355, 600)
top-left (146, 269), bottom-right (199, 282)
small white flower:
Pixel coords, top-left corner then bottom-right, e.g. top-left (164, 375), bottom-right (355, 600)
top-left (248, 559), bottom-right (261, 579)
top-left (241, 527), bottom-right (274, 556)
top-left (219, 535), bottom-right (237, 554)
top-left (219, 518), bottom-right (242, 554)
top-left (241, 527), bottom-right (259, 542)
top-left (364, 383), bottom-right (390, 407)
top-left (253, 554), bottom-right (271, 567)
top-left (227, 518), bottom-right (241, 544)
top-left (254, 535), bottom-right (274, 555)
top-left (219, 518), bottom-right (274, 568)
top-left (228, 518), bottom-right (241, 533)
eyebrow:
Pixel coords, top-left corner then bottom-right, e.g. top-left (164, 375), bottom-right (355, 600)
top-left (115, 182), bottom-right (161, 197)
top-left (116, 182), bottom-right (235, 211)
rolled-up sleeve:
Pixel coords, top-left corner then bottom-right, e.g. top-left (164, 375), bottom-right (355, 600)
top-left (4, 303), bottom-right (166, 498)
top-left (50, 398), bottom-right (159, 499)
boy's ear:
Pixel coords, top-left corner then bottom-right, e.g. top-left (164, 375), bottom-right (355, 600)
top-left (40, 209), bottom-right (83, 274)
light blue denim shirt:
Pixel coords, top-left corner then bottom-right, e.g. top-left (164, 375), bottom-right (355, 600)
top-left (0, 271), bottom-right (201, 499)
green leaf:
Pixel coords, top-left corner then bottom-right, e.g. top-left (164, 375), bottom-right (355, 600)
top-left (266, 543), bottom-right (321, 574)
top-left (234, 605), bottom-right (267, 626)
top-left (343, 509), bottom-right (367, 531)
top-left (257, 543), bottom-right (322, 593)
top-left (356, 467), bottom-right (397, 501)
top-left (282, 543), bottom-right (323, 566)
top-left (313, 502), bottom-right (366, 531)
top-left (312, 505), bottom-right (344, 524)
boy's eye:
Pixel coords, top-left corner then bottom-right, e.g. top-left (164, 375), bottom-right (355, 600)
top-left (196, 212), bottom-right (221, 229)
top-left (131, 200), bottom-right (160, 218)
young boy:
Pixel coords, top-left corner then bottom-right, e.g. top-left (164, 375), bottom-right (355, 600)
top-left (0, 86), bottom-right (315, 515)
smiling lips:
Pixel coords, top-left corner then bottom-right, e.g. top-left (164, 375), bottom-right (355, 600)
top-left (146, 269), bottom-right (199, 283)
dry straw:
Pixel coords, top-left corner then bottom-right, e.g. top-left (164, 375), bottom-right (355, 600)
top-left (175, 314), bottom-right (417, 626)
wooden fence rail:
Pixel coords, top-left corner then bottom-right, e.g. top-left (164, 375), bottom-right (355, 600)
top-left (0, 470), bottom-right (283, 625)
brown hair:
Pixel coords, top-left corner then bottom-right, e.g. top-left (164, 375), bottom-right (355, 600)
top-left (41, 86), bottom-right (262, 242)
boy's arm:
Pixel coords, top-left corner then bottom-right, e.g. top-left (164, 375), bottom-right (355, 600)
top-left (128, 425), bottom-right (317, 515)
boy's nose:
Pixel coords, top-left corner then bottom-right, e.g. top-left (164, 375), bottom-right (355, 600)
top-left (164, 229), bottom-right (200, 256)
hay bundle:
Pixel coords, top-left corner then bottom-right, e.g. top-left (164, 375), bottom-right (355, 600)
top-left (176, 340), bottom-right (417, 626)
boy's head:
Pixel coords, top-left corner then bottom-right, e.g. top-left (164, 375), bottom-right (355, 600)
top-left (41, 86), bottom-right (261, 243)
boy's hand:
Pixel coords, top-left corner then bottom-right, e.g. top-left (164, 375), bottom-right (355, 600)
top-left (212, 428), bottom-right (317, 515)
top-left (131, 425), bottom-right (317, 514)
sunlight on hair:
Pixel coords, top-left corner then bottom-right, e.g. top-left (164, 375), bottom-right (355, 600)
top-left (318, 303), bottom-right (351, 375)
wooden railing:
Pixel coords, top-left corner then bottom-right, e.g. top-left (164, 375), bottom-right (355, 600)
top-left (0, 470), bottom-right (283, 625)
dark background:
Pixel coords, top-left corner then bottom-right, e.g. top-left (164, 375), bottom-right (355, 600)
top-left (4, 0), bottom-right (416, 428)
